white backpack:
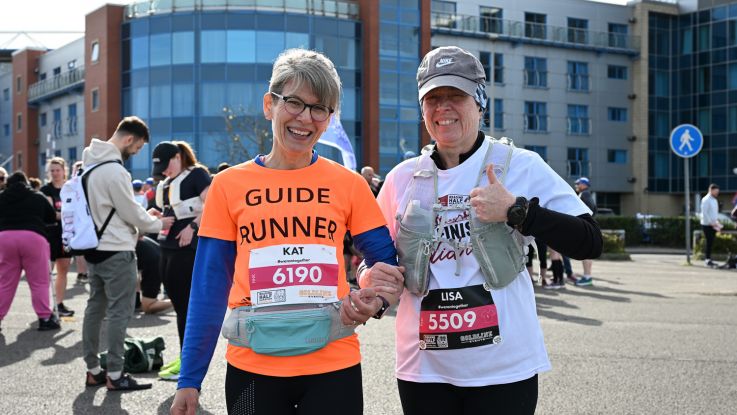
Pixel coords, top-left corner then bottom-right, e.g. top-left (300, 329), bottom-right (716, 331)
top-left (60, 160), bottom-right (120, 253)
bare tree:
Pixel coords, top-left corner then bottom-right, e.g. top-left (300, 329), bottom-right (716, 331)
top-left (218, 105), bottom-right (273, 165)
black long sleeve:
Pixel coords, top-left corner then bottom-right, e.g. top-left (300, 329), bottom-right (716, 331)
top-left (519, 198), bottom-right (602, 260)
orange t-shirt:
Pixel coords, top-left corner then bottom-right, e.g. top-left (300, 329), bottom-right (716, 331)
top-left (198, 157), bottom-right (387, 377)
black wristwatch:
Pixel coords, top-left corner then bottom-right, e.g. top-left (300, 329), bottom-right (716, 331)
top-left (189, 221), bottom-right (199, 231)
top-left (506, 196), bottom-right (529, 229)
top-left (372, 295), bottom-right (390, 320)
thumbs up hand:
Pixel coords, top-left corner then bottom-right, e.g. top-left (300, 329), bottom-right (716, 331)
top-left (469, 164), bottom-right (516, 223)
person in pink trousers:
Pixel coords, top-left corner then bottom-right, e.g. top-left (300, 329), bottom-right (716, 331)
top-left (0, 171), bottom-right (60, 331)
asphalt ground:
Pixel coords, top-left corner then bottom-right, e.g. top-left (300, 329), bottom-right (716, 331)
top-left (1, 254), bottom-right (736, 414)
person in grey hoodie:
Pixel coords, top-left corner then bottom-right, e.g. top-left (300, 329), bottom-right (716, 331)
top-left (81, 116), bottom-right (174, 391)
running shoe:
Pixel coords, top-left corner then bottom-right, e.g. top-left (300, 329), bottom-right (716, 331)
top-left (107, 373), bottom-right (152, 391)
top-left (160, 355), bottom-right (180, 372)
top-left (38, 314), bottom-right (61, 331)
top-left (575, 276), bottom-right (593, 286)
top-left (76, 273), bottom-right (89, 284)
top-left (57, 302), bottom-right (75, 317)
top-left (158, 357), bottom-right (181, 380)
top-left (566, 274), bottom-right (579, 284)
top-left (86, 370), bottom-right (108, 387)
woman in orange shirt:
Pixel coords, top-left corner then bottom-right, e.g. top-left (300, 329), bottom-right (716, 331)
top-left (171, 49), bottom-right (404, 415)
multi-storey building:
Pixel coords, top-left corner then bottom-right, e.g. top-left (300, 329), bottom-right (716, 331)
top-left (5, 0), bottom-right (737, 216)
top-left (0, 58), bottom-right (13, 167)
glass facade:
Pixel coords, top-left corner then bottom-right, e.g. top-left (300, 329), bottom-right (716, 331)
top-left (648, 6), bottom-right (737, 193)
top-left (122, 10), bottom-right (362, 178)
top-left (378, 0), bottom-right (421, 176)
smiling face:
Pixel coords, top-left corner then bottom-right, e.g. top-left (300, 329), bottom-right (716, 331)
top-left (421, 86), bottom-right (480, 151)
top-left (264, 80), bottom-right (331, 161)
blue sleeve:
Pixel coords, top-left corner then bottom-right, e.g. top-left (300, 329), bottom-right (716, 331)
top-left (177, 236), bottom-right (235, 390)
top-left (352, 226), bottom-right (397, 267)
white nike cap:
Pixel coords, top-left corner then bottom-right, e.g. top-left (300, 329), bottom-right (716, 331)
top-left (417, 46), bottom-right (487, 102)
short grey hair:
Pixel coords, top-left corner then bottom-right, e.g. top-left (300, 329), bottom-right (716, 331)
top-left (269, 48), bottom-right (342, 113)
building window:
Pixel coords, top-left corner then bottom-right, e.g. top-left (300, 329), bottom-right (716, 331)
top-left (607, 149), bottom-right (627, 164)
top-left (607, 65), bottom-right (628, 79)
top-left (608, 107), bottom-right (628, 122)
top-left (91, 88), bottom-right (100, 112)
top-left (525, 12), bottom-right (546, 39)
top-left (91, 41), bottom-right (100, 63)
top-left (568, 17), bottom-right (588, 44)
top-left (53, 67), bottom-right (61, 76)
top-left (480, 6), bottom-right (502, 34)
top-left (524, 57), bottom-right (547, 88)
top-left (67, 103), bottom-right (77, 135)
top-left (39, 72), bottom-right (46, 81)
top-left (608, 23), bottom-right (628, 48)
top-left (524, 145), bottom-right (547, 161)
top-left (39, 112), bottom-right (47, 127)
top-left (524, 101), bottom-right (547, 132)
top-left (431, 0), bottom-right (456, 29)
top-left (479, 51), bottom-right (491, 81)
top-left (68, 147), bottom-right (77, 165)
top-left (493, 53), bottom-right (503, 84)
top-left (2, 88), bottom-right (8, 101)
top-left (567, 105), bottom-right (590, 135)
top-left (494, 99), bottom-right (504, 130)
top-left (53, 108), bottom-right (62, 139)
top-left (16, 113), bottom-right (22, 131)
top-left (3, 124), bottom-right (8, 137)
top-left (568, 61), bottom-right (589, 91)
top-left (483, 98), bottom-right (491, 128)
top-left (567, 147), bottom-right (589, 177)
top-left (16, 76), bottom-right (21, 93)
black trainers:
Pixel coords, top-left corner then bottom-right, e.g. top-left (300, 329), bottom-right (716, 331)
top-left (106, 373), bottom-right (152, 391)
top-left (77, 273), bottom-right (89, 284)
top-left (86, 370), bottom-right (108, 387)
top-left (38, 314), bottom-right (61, 331)
top-left (57, 302), bottom-right (75, 317)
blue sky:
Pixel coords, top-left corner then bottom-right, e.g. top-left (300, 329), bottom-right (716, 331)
top-left (0, 0), bottom-right (631, 50)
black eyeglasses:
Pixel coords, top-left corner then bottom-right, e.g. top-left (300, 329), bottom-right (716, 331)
top-left (270, 92), bottom-right (334, 122)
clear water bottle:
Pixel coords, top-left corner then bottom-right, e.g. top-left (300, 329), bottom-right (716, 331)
top-left (403, 200), bottom-right (433, 233)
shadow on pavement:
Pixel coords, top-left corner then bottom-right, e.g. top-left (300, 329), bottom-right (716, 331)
top-left (158, 394), bottom-right (216, 415)
top-left (72, 387), bottom-right (128, 415)
top-left (41, 338), bottom-right (83, 366)
top-left (0, 327), bottom-right (75, 369)
top-left (127, 313), bottom-right (171, 328)
top-left (535, 296), bottom-right (603, 326)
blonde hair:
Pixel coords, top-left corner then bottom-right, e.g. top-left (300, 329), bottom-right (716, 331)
top-left (269, 48), bottom-right (342, 113)
top-left (46, 157), bottom-right (68, 181)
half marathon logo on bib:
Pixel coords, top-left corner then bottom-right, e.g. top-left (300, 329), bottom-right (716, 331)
top-left (418, 284), bottom-right (500, 350)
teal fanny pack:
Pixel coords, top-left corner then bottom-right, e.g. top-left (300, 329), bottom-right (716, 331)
top-left (221, 302), bottom-right (356, 357)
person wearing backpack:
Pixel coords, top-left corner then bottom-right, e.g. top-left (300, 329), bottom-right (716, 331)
top-left (80, 116), bottom-right (174, 392)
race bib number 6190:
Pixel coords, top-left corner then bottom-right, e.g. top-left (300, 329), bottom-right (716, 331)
top-left (249, 244), bottom-right (339, 308)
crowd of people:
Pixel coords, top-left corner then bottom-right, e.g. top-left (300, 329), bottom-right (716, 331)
top-left (0, 46), bottom-right (607, 414)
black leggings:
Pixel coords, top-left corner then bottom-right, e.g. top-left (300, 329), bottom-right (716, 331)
top-left (398, 375), bottom-right (538, 415)
top-left (225, 363), bottom-right (363, 415)
top-left (702, 225), bottom-right (716, 260)
top-left (160, 247), bottom-right (194, 350)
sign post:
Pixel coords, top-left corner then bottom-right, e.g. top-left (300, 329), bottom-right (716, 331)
top-left (670, 124), bottom-right (704, 265)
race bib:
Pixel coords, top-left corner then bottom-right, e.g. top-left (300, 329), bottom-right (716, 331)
top-left (419, 284), bottom-right (501, 350)
top-left (249, 244), bottom-right (339, 308)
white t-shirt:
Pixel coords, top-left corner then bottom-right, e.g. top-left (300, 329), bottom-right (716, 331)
top-left (377, 138), bottom-right (591, 387)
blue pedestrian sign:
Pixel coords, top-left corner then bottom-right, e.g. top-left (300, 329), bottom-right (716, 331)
top-left (670, 124), bottom-right (703, 158)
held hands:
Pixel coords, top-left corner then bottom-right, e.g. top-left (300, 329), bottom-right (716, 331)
top-left (160, 216), bottom-right (175, 231)
top-left (358, 262), bottom-right (404, 296)
top-left (469, 164), bottom-right (516, 223)
top-left (170, 388), bottom-right (199, 415)
top-left (340, 288), bottom-right (381, 326)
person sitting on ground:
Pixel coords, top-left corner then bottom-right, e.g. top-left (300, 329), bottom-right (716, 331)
top-left (0, 171), bottom-right (60, 332)
top-left (135, 235), bottom-right (172, 314)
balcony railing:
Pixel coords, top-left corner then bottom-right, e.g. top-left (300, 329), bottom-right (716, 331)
top-left (28, 67), bottom-right (85, 103)
top-left (125, 0), bottom-right (359, 20)
top-left (431, 13), bottom-right (640, 54)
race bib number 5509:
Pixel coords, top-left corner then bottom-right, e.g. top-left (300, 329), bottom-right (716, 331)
top-left (249, 244), bottom-right (339, 308)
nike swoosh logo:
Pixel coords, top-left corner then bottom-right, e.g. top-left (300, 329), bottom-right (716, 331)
top-left (436, 61), bottom-right (454, 68)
